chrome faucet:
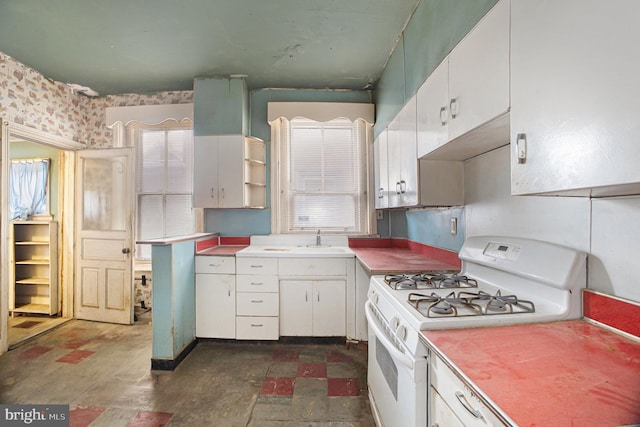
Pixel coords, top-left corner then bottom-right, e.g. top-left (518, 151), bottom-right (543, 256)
top-left (316, 229), bottom-right (321, 246)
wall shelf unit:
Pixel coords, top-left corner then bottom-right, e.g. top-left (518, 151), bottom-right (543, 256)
top-left (10, 221), bottom-right (58, 316)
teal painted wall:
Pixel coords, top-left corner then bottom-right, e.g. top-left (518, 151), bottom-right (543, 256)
top-left (374, 0), bottom-right (498, 138)
top-left (406, 208), bottom-right (465, 251)
top-left (202, 88), bottom-right (372, 236)
top-left (151, 241), bottom-right (196, 359)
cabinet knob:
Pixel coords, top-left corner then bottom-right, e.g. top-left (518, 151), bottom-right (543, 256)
top-left (439, 106), bottom-right (448, 126)
top-left (516, 133), bottom-right (527, 164)
top-left (122, 248), bottom-right (130, 254)
top-left (449, 98), bottom-right (458, 119)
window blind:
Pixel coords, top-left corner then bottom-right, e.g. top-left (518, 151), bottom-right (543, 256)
top-left (279, 117), bottom-right (369, 234)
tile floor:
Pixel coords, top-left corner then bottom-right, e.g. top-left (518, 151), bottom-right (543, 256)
top-left (0, 317), bottom-right (375, 426)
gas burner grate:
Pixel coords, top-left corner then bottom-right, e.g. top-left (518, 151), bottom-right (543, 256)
top-left (384, 272), bottom-right (477, 290)
top-left (458, 290), bottom-right (535, 315)
top-left (408, 292), bottom-right (483, 318)
top-left (407, 290), bottom-right (535, 318)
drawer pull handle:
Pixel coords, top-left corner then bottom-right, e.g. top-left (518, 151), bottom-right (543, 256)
top-left (251, 282), bottom-right (263, 286)
top-left (250, 265), bottom-right (263, 268)
top-left (455, 391), bottom-right (482, 419)
top-left (251, 324), bottom-right (263, 327)
top-left (251, 300), bottom-right (264, 303)
top-left (209, 263), bottom-right (221, 267)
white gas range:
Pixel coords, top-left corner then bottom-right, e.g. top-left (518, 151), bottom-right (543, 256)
top-left (365, 236), bottom-right (587, 427)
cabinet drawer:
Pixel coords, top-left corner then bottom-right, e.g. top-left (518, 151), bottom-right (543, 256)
top-left (431, 353), bottom-right (506, 426)
top-left (195, 255), bottom-right (235, 274)
top-left (236, 275), bottom-right (279, 292)
top-left (278, 258), bottom-right (347, 276)
top-left (236, 257), bottom-right (278, 275)
top-left (236, 316), bottom-right (279, 340)
top-left (237, 292), bottom-right (279, 316)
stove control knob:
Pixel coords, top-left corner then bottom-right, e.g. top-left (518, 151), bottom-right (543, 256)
top-left (396, 325), bottom-right (407, 342)
top-left (391, 316), bottom-right (400, 330)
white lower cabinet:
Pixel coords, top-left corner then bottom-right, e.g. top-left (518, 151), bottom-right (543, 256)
top-left (280, 280), bottom-right (346, 337)
top-left (430, 351), bottom-right (507, 426)
top-left (236, 257), bottom-right (279, 340)
top-left (195, 256), bottom-right (236, 339)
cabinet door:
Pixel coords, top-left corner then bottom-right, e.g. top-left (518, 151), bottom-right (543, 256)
top-left (448, 0), bottom-right (509, 141)
top-left (279, 281), bottom-right (312, 336)
top-left (312, 280), bottom-right (346, 336)
top-left (217, 135), bottom-right (244, 208)
top-left (386, 116), bottom-right (402, 208)
top-left (193, 135), bottom-right (219, 208)
top-left (417, 60), bottom-right (450, 158)
top-left (373, 129), bottom-right (389, 209)
top-left (398, 97), bottom-right (418, 206)
top-left (511, 0), bottom-right (640, 196)
top-left (430, 387), bottom-right (464, 427)
top-left (195, 273), bottom-right (235, 338)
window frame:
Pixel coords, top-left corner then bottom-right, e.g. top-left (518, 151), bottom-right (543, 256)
top-left (131, 120), bottom-right (201, 261)
top-left (271, 116), bottom-right (374, 236)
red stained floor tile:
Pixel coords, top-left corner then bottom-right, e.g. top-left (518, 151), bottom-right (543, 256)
top-left (56, 349), bottom-right (95, 364)
top-left (326, 350), bottom-right (352, 363)
top-left (261, 376), bottom-right (296, 396)
top-left (272, 349), bottom-right (300, 362)
top-left (58, 328), bottom-right (90, 338)
top-left (328, 378), bottom-right (361, 396)
top-left (297, 362), bottom-right (327, 378)
top-left (19, 346), bottom-right (53, 360)
top-left (126, 410), bottom-right (173, 427)
top-left (70, 405), bottom-right (106, 427)
top-left (60, 339), bottom-right (92, 349)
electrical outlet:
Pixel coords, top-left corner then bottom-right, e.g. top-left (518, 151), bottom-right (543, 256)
top-left (376, 210), bottom-right (384, 220)
top-left (450, 218), bottom-right (457, 235)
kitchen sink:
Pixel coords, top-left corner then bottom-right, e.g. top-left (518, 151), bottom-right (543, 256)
top-left (293, 246), bottom-right (350, 254)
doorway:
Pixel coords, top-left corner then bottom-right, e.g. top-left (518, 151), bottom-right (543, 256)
top-left (1, 121), bottom-right (82, 353)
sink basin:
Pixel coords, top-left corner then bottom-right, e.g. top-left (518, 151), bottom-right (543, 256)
top-left (293, 246), bottom-right (351, 254)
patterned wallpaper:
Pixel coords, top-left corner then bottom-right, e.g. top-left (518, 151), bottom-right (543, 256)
top-left (0, 52), bottom-right (193, 148)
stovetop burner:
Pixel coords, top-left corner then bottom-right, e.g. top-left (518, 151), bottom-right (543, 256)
top-left (384, 272), bottom-right (478, 290)
top-left (408, 289), bottom-right (535, 318)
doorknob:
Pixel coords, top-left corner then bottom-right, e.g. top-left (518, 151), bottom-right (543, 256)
top-left (122, 248), bottom-right (131, 254)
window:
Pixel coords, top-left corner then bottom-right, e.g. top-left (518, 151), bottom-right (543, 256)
top-left (9, 158), bottom-right (51, 220)
top-left (272, 117), bottom-right (371, 234)
top-left (132, 121), bottom-right (195, 260)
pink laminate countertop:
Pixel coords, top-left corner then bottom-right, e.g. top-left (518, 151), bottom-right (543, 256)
top-left (196, 245), bottom-right (247, 256)
top-left (351, 247), bottom-right (459, 274)
top-left (422, 320), bottom-right (640, 427)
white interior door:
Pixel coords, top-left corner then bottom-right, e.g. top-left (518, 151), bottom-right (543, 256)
top-left (75, 148), bottom-right (134, 324)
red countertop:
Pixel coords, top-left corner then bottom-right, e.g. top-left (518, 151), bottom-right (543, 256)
top-left (422, 320), bottom-right (640, 427)
top-left (350, 238), bottom-right (460, 274)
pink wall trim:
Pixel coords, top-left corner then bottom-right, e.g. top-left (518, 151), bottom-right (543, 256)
top-left (195, 237), bottom-right (219, 252)
top-left (220, 236), bottom-right (251, 246)
top-left (583, 289), bottom-right (640, 339)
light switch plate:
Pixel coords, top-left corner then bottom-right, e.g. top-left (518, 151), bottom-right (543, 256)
top-left (376, 210), bottom-right (384, 220)
top-left (450, 217), bottom-right (457, 235)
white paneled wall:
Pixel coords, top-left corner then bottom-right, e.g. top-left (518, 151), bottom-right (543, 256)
top-left (591, 197), bottom-right (640, 302)
top-left (464, 145), bottom-right (640, 303)
top-left (464, 146), bottom-right (590, 250)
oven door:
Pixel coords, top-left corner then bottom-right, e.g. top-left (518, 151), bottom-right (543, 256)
top-left (365, 301), bottom-right (428, 427)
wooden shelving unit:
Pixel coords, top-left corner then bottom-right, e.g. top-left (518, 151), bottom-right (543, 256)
top-left (10, 221), bottom-right (58, 316)
top-left (243, 136), bottom-right (266, 208)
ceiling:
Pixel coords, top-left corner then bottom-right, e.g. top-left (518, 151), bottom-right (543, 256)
top-left (0, 0), bottom-right (419, 96)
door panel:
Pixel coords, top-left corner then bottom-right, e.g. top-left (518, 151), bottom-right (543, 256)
top-left (76, 148), bottom-right (134, 324)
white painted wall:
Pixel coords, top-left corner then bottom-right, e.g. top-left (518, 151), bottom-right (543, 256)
top-left (464, 146), bottom-right (640, 303)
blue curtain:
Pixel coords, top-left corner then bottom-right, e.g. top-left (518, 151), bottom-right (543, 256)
top-left (9, 159), bottom-right (49, 220)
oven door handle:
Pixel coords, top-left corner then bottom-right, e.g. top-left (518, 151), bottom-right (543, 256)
top-left (365, 301), bottom-right (414, 370)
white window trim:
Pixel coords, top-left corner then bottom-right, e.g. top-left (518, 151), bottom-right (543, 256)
top-left (268, 102), bottom-right (375, 236)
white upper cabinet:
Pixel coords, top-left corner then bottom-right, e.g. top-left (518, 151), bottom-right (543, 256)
top-left (417, 60), bottom-right (449, 159)
top-left (373, 129), bottom-right (389, 209)
top-left (510, 0), bottom-right (640, 196)
top-left (417, 0), bottom-right (510, 160)
top-left (387, 97), bottom-right (418, 208)
top-left (193, 135), bottom-right (266, 208)
top-left (447, 0), bottom-right (510, 141)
